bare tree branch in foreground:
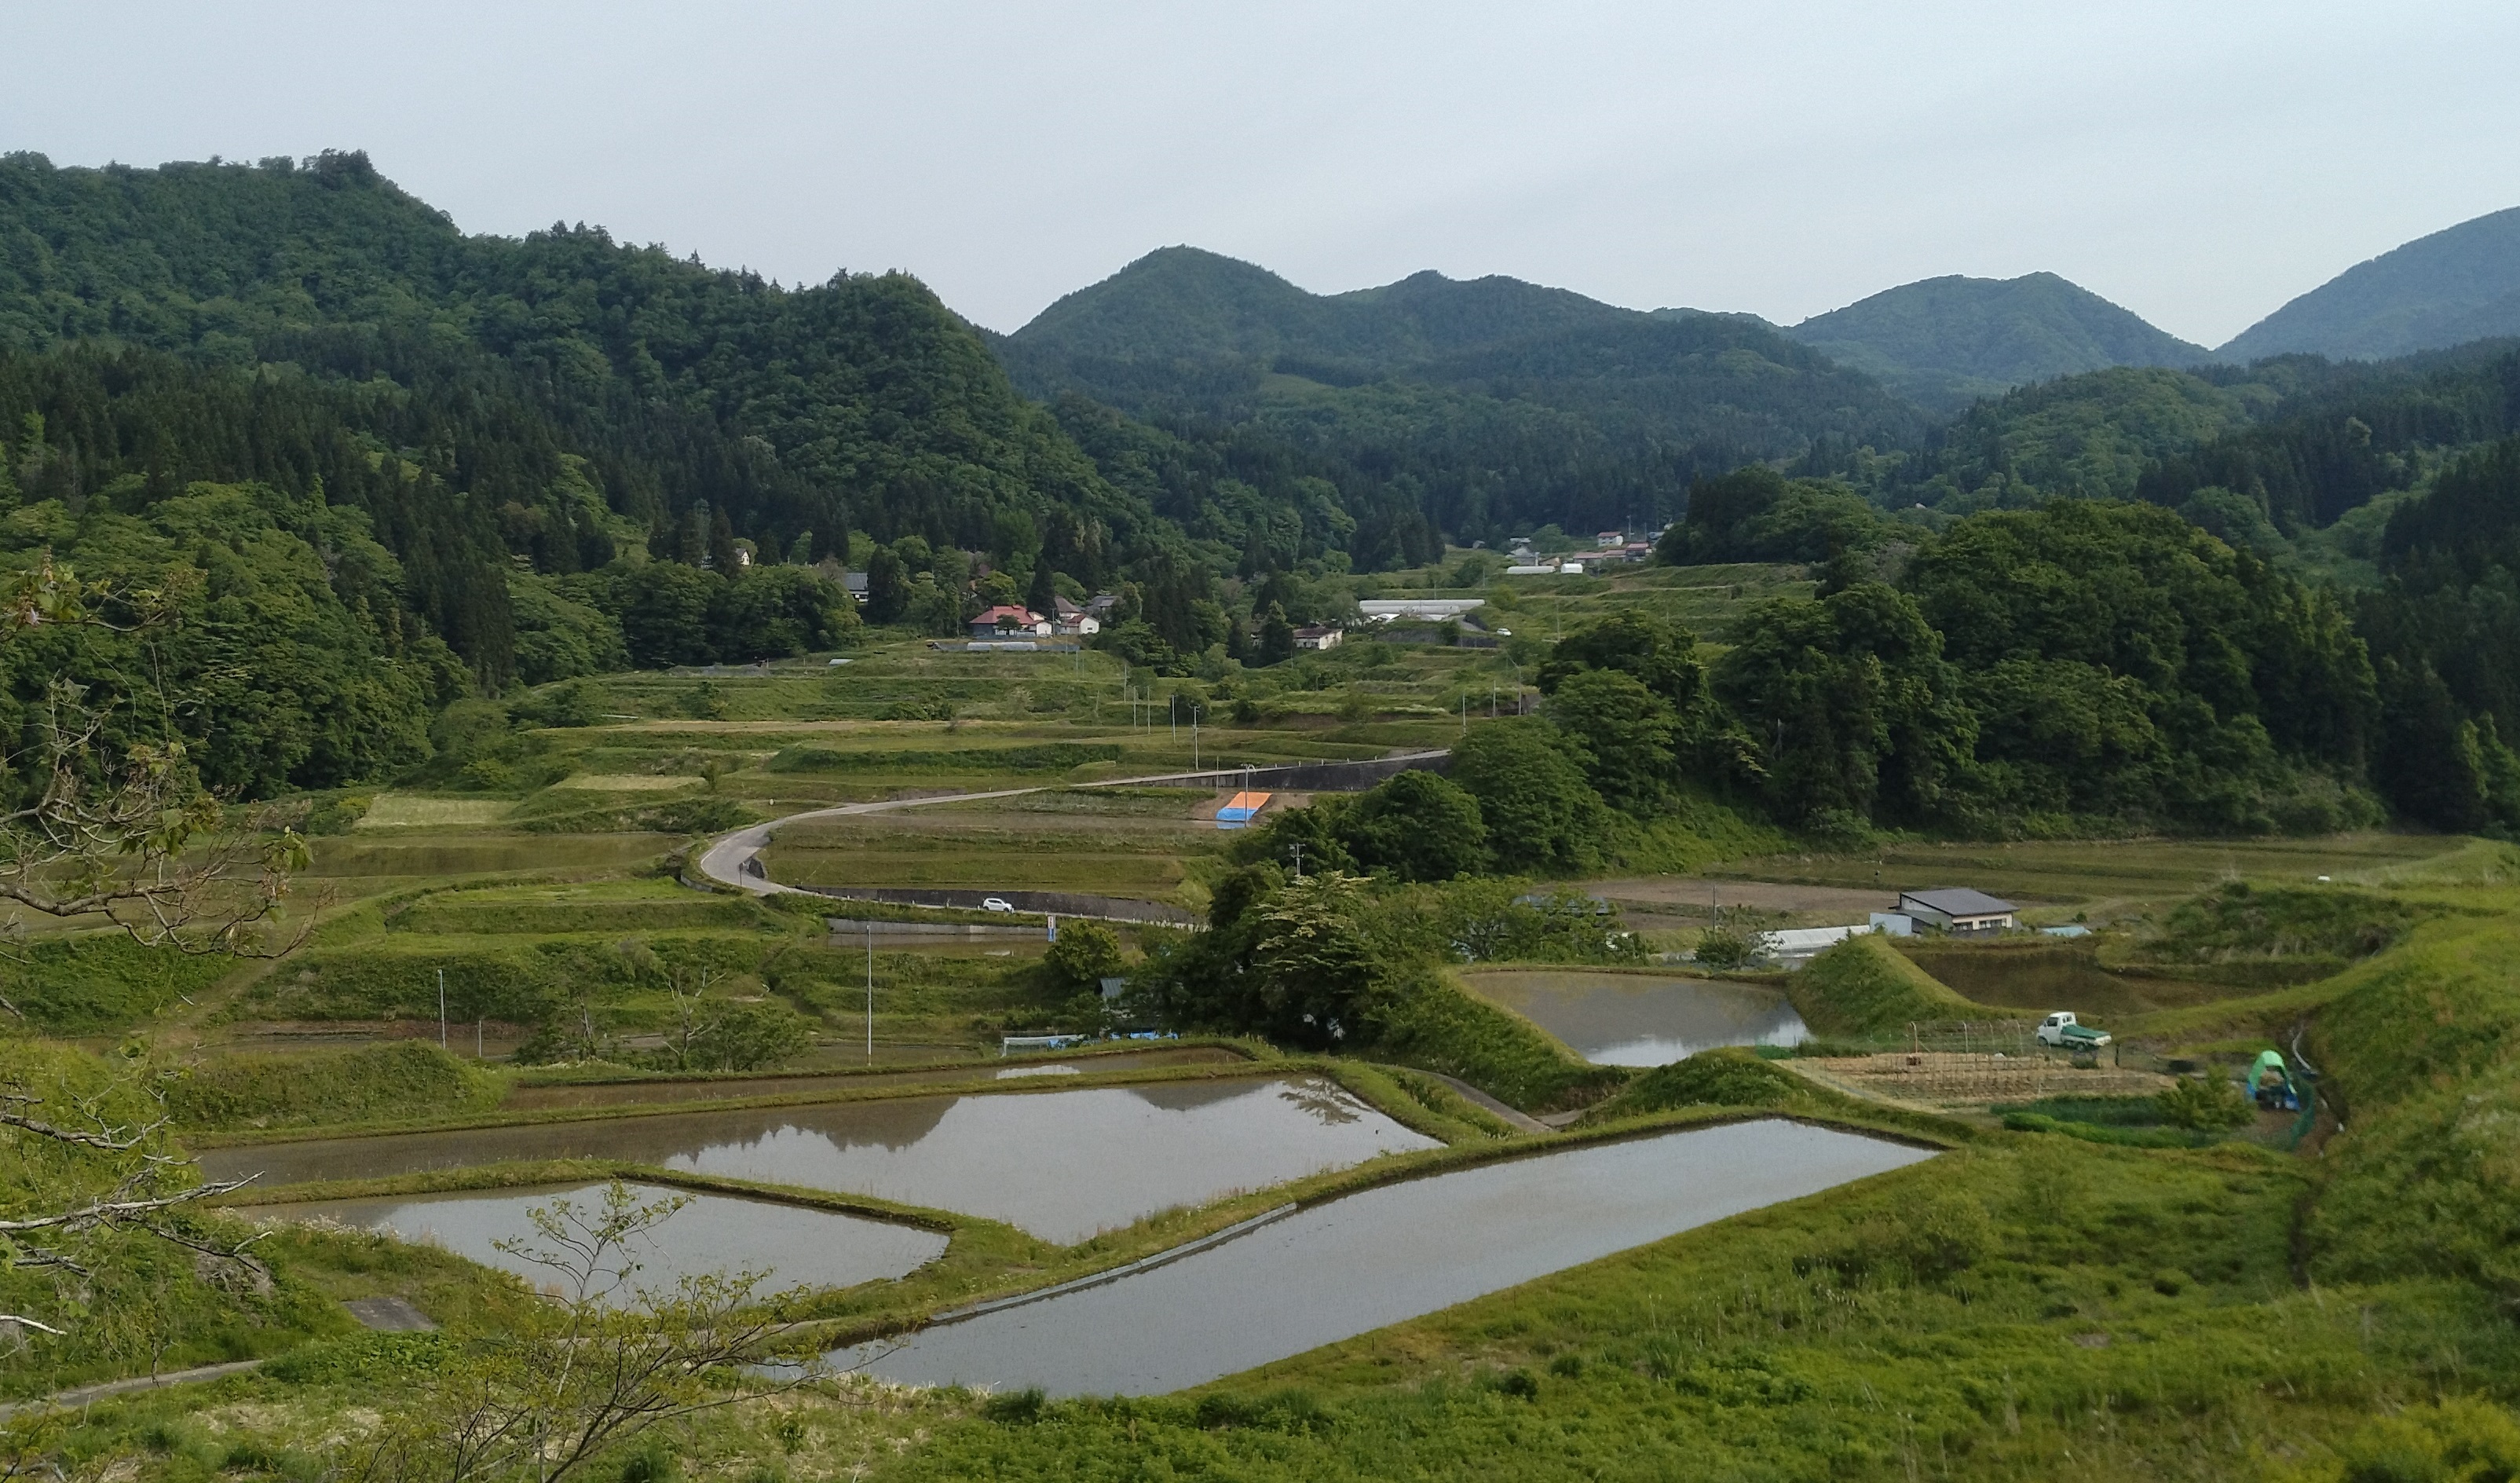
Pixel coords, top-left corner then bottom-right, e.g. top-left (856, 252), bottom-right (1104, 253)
top-left (348, 1182), bottom-right (861, 1483)
top-left (0, 555), bottom-right (314, 979)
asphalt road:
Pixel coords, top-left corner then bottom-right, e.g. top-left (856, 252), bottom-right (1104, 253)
top-left (692, 752), bottom-right (1449, 901)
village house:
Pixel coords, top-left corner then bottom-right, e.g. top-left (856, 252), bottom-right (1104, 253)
top-left (1052, 596), bottom-right (1101, 637)
top-left (1896, 888), bottom-right (2018, 935)
top-left (969, 604), bottom-right (1052, 639)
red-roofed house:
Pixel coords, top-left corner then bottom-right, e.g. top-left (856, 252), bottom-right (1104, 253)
top-left (970, 605), bottom-right (1051, 639)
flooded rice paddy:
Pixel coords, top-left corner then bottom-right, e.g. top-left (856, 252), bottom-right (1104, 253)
top-left (199, 1077), bottom-right (1439, 1243)
top-left (248, 1181), bottom-right (947, 1302)
top-left (501, 1046), bottom-right (1241, 1110)
top-left (1463, 970), bottom-right (1809, 1066)
top-left (841, 1119), bottom-right (1933, 1395)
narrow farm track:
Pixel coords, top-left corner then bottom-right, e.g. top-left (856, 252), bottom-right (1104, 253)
top-left (693, 753), bottom-right (1449, 901)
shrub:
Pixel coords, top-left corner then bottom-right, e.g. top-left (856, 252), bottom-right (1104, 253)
top-left (982, 1388), bottom-right (1047, 1424)
top-left (1042, 921), bottom-right (1125, 995)
top-left (304, 794), bottom-right (372, 835)
top-left (2156, 1075), bottom-right (2254, 1131)
top-left (2281, 1397), bottom-right (2520, 1483)
top-left (1692, 925), bottom-right (1764, 971)
top-left (1810, 1183), bottom-right (1995, 1285)
top-left (1597, 1048), bottom-right (1801, 1116)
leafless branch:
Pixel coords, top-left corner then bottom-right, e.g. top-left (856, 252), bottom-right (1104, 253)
top-left (0, 1176), bottom-right (254, 1236)
top-left (0, 1316), bottom-right (65, 1338)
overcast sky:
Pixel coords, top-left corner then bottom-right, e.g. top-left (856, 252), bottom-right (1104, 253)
top-left (9, 2), bottom-right (2516, 345)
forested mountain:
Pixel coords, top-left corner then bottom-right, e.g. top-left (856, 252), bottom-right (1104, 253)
top-left (999, 247), bottom-right (1924, 545)
top-left (0, 151), bottom-right (1200, 676)
top-left (2218, 205), bottom-right (2520, 362)
top-left (1003, 247), bottom-right (1652, 374)
top-left (0, 152), bottom-right (1132, 563)
top-left (1827, 341), bottom-right (2520, 532)
top-left (1778, 273), bottom-right (2208, 412)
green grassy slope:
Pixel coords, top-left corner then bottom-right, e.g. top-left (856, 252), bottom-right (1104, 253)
top-left (1788, 933), bottom-right (1988, 1038)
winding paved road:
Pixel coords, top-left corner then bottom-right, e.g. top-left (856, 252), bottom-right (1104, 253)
top-left (693, 752), bottom-right (1449, 899)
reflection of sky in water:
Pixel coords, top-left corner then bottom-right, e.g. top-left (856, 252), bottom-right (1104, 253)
top-left (253, 1181), bottom-right (946, 1305)
top-left (203, 1077), bottom-right (1435, 1244)
top-left (1467, 973), bottom-right (1809, 1067)
top-left (843, 1119), bottom-right (1934, 1397)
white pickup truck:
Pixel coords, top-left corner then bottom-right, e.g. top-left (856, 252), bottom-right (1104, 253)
top-left (2035, 1012), bottom-right (2112, 1051)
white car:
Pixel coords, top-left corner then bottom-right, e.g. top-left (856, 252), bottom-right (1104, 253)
top-left (981, 896), bottom-right (1016, 913)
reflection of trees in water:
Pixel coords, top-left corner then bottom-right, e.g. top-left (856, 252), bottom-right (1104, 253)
top-left (774, 1097), bottom-right (956, 1152)
top-left (1277, 1078), bottom-right (1362, 1126)
top-left (1127, 1078), bottom-right (1269, 1114)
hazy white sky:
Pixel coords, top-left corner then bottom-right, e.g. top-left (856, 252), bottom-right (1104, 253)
top-left (8, 1), bottom-right (2516, 345)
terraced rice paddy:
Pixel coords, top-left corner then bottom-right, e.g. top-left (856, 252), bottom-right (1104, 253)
top-left (843, 1119), bottom-right (1933, 1395)
top-left (246, 1181), bottom-right (949, 1303)
top-left (1461, 969), bottom-right (1808, 1065)
top-left (201, 1077), bottom-right (1441, 1243)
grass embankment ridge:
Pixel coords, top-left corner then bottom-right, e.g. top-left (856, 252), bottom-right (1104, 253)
top-left (1, 932), bottom-right (240, 1035)
top-left (170, 1043), bottom-right (506, 1132)
top-left (1787, 932), bottom-right (1991, 1038)
top-left (502, 1034), bottom-right (1264, 1089)
top-left (2306, 879), bottom-right (2520, 1301)
top-left (174, 1044), bottom-right (1275, 1148)
top-left (1369, 966), bottom-right (1626, 1112)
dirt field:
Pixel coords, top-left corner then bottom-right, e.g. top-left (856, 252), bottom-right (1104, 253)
top-left (1788, 1052), bottom-right (2173, 1109)
top-left (1590, 877), bottom-right (1896, 921)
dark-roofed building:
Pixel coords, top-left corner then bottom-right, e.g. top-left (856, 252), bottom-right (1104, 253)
top-left (1896, 888), bottom-right (2017, 935)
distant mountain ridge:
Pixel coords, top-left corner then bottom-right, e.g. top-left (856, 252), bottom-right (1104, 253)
top-left (2218, 205), bottom-right (2520, 363)
top-left (1772, 272), bottom-right (2209, 412)
top-left (1009, 247), bottom-right (1637, 373)
top-left (997, 246), bottom-right (1925, 543)
top-left (998, 245), bottom-right (1915, 441)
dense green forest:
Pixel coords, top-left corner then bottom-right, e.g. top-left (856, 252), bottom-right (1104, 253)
top-left (1814, 342), bottom-right (2520, 528)
top-left (11, 150), bottom-right (2520, 843)
top-left (1240, 488), bottom-right (2381, 855)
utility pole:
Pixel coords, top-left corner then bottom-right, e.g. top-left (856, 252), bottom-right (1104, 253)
top-left (1170, 692), bottom-right (1176, 743)
top-left (1192, 706), bottom-right (1201, 768)
top-left (1490, 686), bottom-right (1497, 719)
top-left (437, 969), bottom-right (447, 1049)
top-left (1291, 842), bottom-right (1305, 880)
top-left (865, 918), bottom-right (875, 1062)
